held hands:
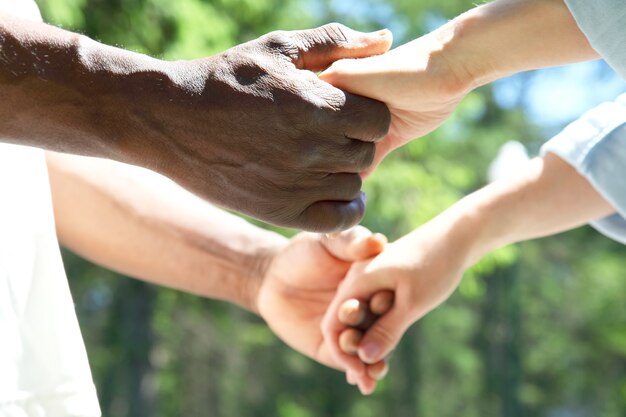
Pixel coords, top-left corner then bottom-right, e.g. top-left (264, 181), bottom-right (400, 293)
top-left (247, 24), bottom-right (477, 393)
top-left (255, 220), bottom-right (472, 395)
top-left (1, 17), bottom-right (391, 232)
top-left (320, 32), bottom-right (473, 176)
top-left (255, 226), bottom-right (390, 390)
top-left (132, 24), bottom-right (392, 233)
top-left (322, 216), bottom-right (474, 393)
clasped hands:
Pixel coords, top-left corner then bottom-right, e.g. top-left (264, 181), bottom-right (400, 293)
top-left (252, 1), bottom-right (608, 394)
top-left (256, 222), bottom-right (469, 396)
top-left (251, 22), bottom-right (477, 395)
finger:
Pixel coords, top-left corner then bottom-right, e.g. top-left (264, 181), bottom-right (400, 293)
top-left (322, 228), bottom-right (387, 261)
top-left (321, 276), bottom-right (373, 376)
top-left (305, 172), bottom-right (362, 202)
top-left (369, 290), bottom-right (394, 315)
top-left (319, 54), bottom-right (389, 99)
top-left (346, 370), bottom-right (357, 386)
top-left (307, 139), bottom-right (376, 173)
top-left (321, 261), bottom-right (396, 375)
top-left (338, 327), bottom-right (363, 355)
top-left (357, 307), bottom-right (411, 365)
top-left (337, 298), bottom-right (376, 329)
top-left (340, 92), bottom-right (390, 143)
top-left (295, 71), bottom-right (390, 147)
top-left (291, 23), bottom-right (392, 72)
top-left (366, 358), bottom-right (389, 381)
top-left (315, 335), bottom-right (368, 379)
top-left (319, 57), bottom-right (358, 88)
top-left (323, 224), bottom-right (371, 247)
top-left (321, 310), bottom-right (369, 378)
top-left (338, 299), bottom-right (367, 327)
top-left (356, 375), bottom-right (377, 396)
top-left (338, 290), bottom-right (393, 328)
top-left (298, 192), bottom-right (366, 233)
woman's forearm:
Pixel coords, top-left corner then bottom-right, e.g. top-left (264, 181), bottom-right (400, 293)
top-left (434, 154), bottom-right (615, 268)
top-left (46, 152), bottom-right (288, 314)
top-left (440, 0), bottom-right (599, 90)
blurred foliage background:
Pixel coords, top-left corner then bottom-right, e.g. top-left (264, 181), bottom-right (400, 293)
top-left (35, 0), bottom-right (626, 416)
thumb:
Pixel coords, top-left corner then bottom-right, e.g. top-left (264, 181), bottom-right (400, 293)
top-left (357, 306), bottom-right (412, 365)
top-left (321, 226), bottom-right (387, 262)
top-left (292, 23), bottom-right (392, 72)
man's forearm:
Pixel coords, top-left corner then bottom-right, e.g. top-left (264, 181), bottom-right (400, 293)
top-left (0, 13), bottom-right (184, 162)
top-left (434, 0), bottom-right (599, 91)
top-left (46, 152), bottom-right (288, 313)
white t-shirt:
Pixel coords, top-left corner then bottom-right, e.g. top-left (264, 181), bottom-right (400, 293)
top-left (0, 2), bottom-right (101, 417)
top-left (0, 0), bottom-right (41, 20)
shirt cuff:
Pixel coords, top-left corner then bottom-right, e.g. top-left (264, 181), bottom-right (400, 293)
top-left (565, 0), bottom-right (626, 80)
top-left (541, 94), bottom-right (626, 245)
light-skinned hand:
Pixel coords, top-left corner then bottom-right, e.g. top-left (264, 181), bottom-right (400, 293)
top-left (256, 226), bottom-right (389, 391)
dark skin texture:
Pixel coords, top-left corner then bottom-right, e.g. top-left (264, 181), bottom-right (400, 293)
top-left (0, 14), bottom-right (392, 232)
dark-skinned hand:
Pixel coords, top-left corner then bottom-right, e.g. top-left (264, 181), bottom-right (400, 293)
top-left (1, 17), bottom-right (391, 232)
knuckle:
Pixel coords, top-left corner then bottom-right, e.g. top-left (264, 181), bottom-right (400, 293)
top-left (261, 30), bottom-right (298, 60)
top-left (262, 30), bottom-right (291, 49)
top-left (320, 23), bottom-right (350, 44)
top-left (293, 140), bottom-right (331, 169)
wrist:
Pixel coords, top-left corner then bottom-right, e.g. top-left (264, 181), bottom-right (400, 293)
top-left (423, 18), bottom-right (485, 96)
top-left (436, 159), bottom-right (548, 267)
top-left (72, 36), bottom-right (185, 165)
top-left (437, 205), bottom-right (489, 271)
top-left (438, 0), bottom-right (597, 90)
top-left (239, 233), bottom-right (289, 315)
top-left (427, 192), bottom-right (507, 271)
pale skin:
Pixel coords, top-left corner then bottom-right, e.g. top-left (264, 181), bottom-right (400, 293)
top-left (47, 152), bottom-right (387, 385)
top-left (319, 0), bottom-right (599, 176)
top-left (318, 0), bottom-right (613, 394)
top-left (323, 154), bottom-right (616, 394)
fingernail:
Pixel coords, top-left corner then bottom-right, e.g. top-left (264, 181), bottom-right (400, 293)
top-left (374, 29), bottom-right (390, 36)
top-left (325, 232), bottom-right (341, 240)
top-left (360, 342), bottom-right (381, 364)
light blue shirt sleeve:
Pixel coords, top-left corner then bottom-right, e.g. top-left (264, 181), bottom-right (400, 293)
top-left (541, 94), bottom-right (626, 245)
top-left (565, 0), bottom-right (626, 79)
